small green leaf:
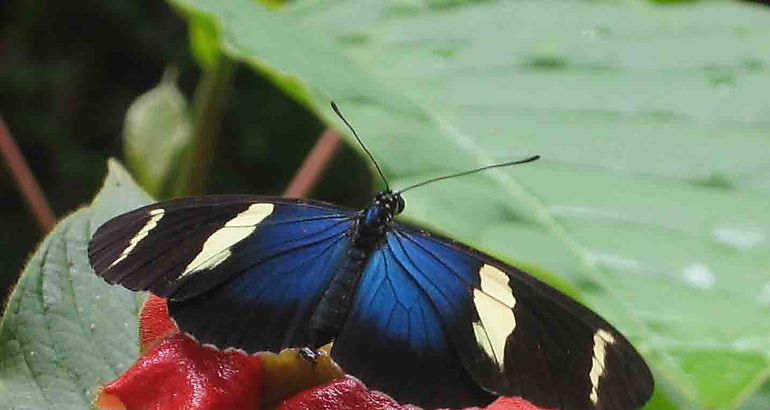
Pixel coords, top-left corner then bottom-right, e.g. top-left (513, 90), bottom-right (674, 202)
top-left (0, 161), bottom-right (152, 409)
top-left (123, 69), bottom-right (192, 198)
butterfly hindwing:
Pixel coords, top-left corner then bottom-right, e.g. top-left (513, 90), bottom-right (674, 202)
top-left (331, 241), bottom-right (493, 408)
top-left (386, 224), bottom-right (654, 410)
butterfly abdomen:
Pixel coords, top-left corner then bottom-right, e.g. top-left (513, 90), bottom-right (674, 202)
top-left (308, 247), bottom-right (366, 348)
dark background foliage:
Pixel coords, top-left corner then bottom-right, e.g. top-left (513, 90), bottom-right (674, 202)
top-left (0, 0), bottom-right (372, 301)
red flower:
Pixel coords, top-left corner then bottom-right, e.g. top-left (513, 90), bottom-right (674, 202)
top-left (94, 295), bottom-right (548, 410)
top-left (279, 377), bottom-right (546, 410)
top-left (96, 333), bottom-right (263, 410)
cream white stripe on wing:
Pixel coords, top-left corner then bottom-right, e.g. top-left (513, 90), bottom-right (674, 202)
top-left (589, 328), bottom-right (616, 405)
top-left (472, 264), bottom-right (517, 369)
top-left (180, 203), bottom-right (274, 278)
top-left (479, 264), bottom-right (516, 307)
top-left (109, 208), bottom-right (165, 268)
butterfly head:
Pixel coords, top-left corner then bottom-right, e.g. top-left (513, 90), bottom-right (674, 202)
top-left (374, 190), bottom-right (405, 216)
top-left (361, 191), bottom-right (405, 229)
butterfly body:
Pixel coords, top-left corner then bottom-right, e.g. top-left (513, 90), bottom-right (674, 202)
top-left (89, 193), bottom-right (653, 409)
top-left (308, 191), bottom-right (404, 349)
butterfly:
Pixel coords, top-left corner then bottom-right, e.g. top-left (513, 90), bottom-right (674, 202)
top-left (88, 103), bottom-right (654, 409)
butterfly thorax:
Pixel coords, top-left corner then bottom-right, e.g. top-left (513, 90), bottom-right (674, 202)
top-left (307, 191), bottom-right (404, 348)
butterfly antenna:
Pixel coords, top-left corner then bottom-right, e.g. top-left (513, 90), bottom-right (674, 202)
top-left (331, 102), bottom-right (390, 191)
top-left (397, 155), bottom-right (540, 194)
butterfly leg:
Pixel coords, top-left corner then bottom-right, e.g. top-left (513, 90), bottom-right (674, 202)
top-left (299, 347), bottom-right (320, 364)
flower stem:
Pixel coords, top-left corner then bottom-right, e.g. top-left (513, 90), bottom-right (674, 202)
top-left (284, 129), bottom-right (341, 198)
top-left (0, 116), bottom-right (56, 232)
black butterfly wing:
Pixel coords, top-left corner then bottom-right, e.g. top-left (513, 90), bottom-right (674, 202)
top-left (330, 223), bottom-right (652, 409)
top-left (89, 195), bottom-right (357, 351)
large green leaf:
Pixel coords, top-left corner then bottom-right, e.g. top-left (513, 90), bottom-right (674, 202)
top-left (0, 161), bottom-right (152, 409)
top-left (168, 0), bottom-right (770, 408)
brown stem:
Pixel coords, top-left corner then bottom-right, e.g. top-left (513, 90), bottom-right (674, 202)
top-left (0, 116), bottom-right (56, 233)
top-left (283, 129), bottom-right (342, 198)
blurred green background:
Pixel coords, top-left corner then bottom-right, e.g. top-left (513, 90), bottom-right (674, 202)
top-left (0, 0), bottom-right (372, 301)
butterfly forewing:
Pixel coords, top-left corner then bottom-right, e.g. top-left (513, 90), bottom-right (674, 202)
top-left (89, 195), bottom-right (356, 298)
top-left (89, 195), bottom-right (357, 353)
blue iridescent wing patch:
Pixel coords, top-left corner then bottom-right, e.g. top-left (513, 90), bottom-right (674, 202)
top-left (331, 239), bottom-right (492, 408)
